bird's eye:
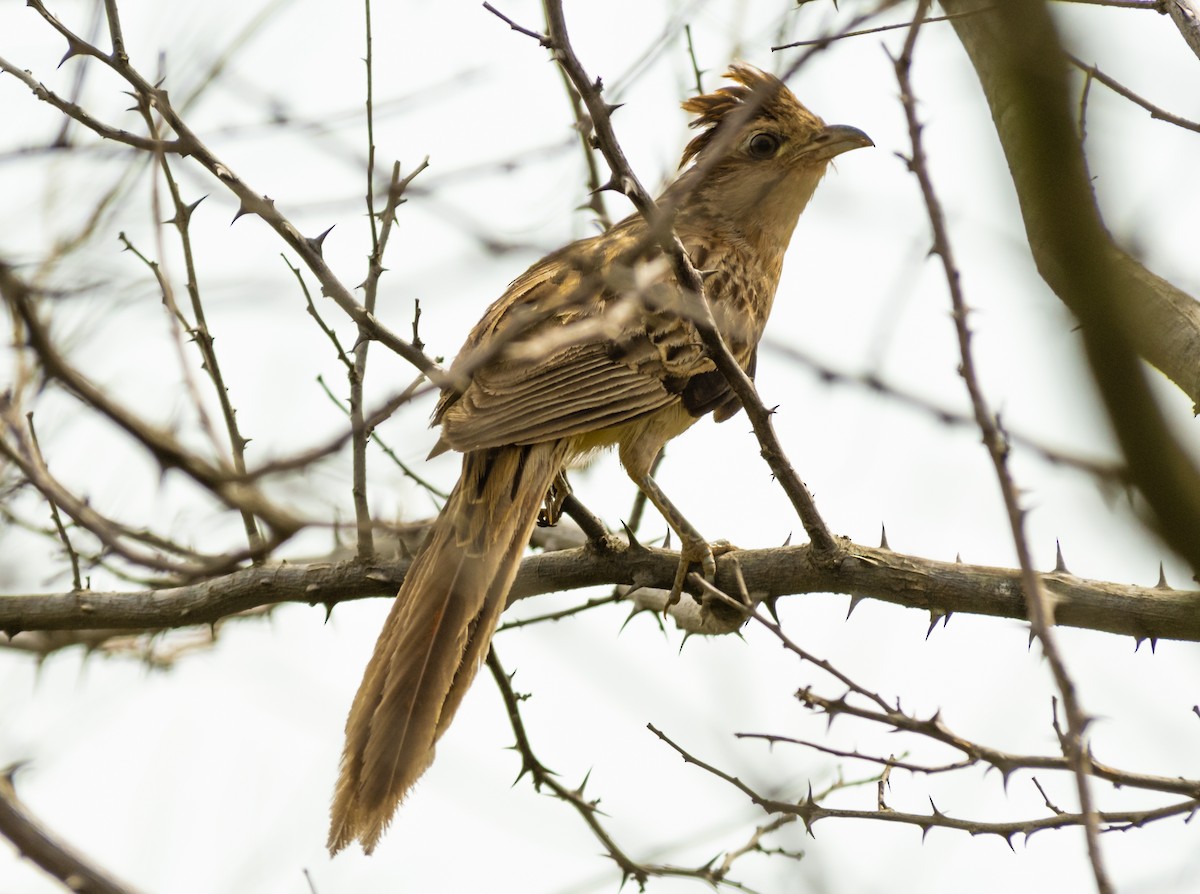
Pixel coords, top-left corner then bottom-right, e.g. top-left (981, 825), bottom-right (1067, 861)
top-left (747, 132), bottom-right (782, 159)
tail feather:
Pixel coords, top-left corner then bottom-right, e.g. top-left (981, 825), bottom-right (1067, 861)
top-left (328, 441), bottom-right (567, 854)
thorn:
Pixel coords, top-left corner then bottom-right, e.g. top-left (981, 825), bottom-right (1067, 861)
top-left (323, 601), bottom-right (335, 623)
top-left (594, 176), bottom-right (624, 195)
top-left (845, 594), bottom-right (865, 619)
top-left (1150, 637), bottom-right (1158, 654)
top-left (1155, 562), bottom-right (1171, 589)
top-left (879, 524), bottom-right (889, 550)
top-left (165, 194), bottom-right (207, 227)
top-left (999, 764), bottom-right (1015, 793)
top-left (928, 796), bottom-right (944, 818)
top-left (604, 102), bottom-right (624, 115)
top-left (1053, 539), bottom-right (1069, 574)
top-left (575, 769), bottom-right (592, 796)
top-left (1028, 627), bottom-right (1037, 650)
top-left (926, 609), bottom-right (945, 639)
top-left (619, 606), bottom-right (641, 633)
top-left (306, 225), bottom-right (335, 257)
top-left (1134, 636), bottom-right (1145, 653)
top-left (619, 520), bottom-right (647, 553)
top-left (781, 531), bottom-right (792, 547)
top-left (230, 198), bottom-right (253, 225)
top-left (955, 552), bottom-right (962, 564)
top-left (662, 528), bottom-right (672, 551)
top-left (58, 37), bottom-right (87, 68)
top-left (763, 595), bottom-right (781, 624)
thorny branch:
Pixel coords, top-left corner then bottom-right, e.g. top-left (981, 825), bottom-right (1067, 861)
top-left (647, 596), bottom-right (1199, 853)
top-left (4, 539), bottom-right (1199, 644)
top-left (894, 5), bottom-right (1111, 891)
top-left (652, 721), bottom-right (1199, 845)
top-left (487, 650), bottom-right (865, 889)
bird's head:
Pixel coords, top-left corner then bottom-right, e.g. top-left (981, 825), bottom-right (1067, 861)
top-left (674, 64), bottom-right (872, 254)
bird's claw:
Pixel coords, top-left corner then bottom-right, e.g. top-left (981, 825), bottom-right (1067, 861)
top-left (664, 535), bottom-right (717, 613)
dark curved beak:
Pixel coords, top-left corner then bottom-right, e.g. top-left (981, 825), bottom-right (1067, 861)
top-left (809, 124), bottom-right (874, 161)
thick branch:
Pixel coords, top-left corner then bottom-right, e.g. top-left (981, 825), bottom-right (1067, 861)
top-left (2, 540), bottom-right (1197, 642)
top-left (943, 0), bottom-right (1200, 571)
top-left (943, 0), bottom-right (1200, 408)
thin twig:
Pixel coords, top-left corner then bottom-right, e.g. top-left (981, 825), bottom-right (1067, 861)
top-left (772, 9), bottom-right (987, 50)
top-left (1067, 53), bottom-right (1200, 133)
top-left (25, 414), bottom-right (82, 590)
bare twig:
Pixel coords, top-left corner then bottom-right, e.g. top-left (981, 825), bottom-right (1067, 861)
top-left (1067, 53), bottom-right (1200, 133)
top-left (772, 8), bottom-right (987, 50)
top-left (21, 1), bottom-right (446, 384)
top-left (25, 414), bottom-right (83, 591)
top-left (650, 723), bottom-right (1199, 843)
top-left (486, 650), bottom-right (762, 889)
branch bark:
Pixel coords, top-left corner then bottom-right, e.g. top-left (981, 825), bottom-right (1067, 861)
top-left (2, 539), bottom-right (1197, 643)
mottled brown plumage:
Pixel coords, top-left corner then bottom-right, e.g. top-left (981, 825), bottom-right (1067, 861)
top-left (328, 63), bottom-right (871, 855)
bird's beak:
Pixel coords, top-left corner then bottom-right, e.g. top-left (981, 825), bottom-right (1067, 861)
top-left (807, 124), bottom-right (874, 161)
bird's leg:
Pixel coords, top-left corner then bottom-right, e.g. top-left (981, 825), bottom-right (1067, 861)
top-left (627, 466), bottom-right (715, 609)
top-left (538, 469), bottom-right (572, 527)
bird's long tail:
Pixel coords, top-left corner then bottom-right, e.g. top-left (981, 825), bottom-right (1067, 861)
top-left (328, 440), bottom-right (568, 854)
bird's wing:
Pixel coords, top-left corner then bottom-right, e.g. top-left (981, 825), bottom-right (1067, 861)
top-left (432, 225), bottom-right (720, 453)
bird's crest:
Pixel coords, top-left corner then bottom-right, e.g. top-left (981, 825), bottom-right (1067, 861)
top-left (679, 64), bottom-right (815, 167)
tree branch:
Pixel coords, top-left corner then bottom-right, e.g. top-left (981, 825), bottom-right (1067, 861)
top-left (2, 538), bottom-right (1197, 642)
top-left (0, 771), bottom-right (147, 894)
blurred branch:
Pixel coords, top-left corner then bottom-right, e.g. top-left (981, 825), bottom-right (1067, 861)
top-left (0, 386), bottom-right (262, 577)
top-left (19, 0), bottom-right (447, 387)
top-left (772, 8), bottom-right (983, 50)
top-left (0, 263), bottom-right (301, 545)
top-left (944, 0), bottom-right (1200, 572)
top-left (1166, 0), bottom-right (1200, 60)
top-left (0, 770), bottom-right (147, 894)
top-left (766, 340), bottom-right (1127, 484)
top-left (1068, 54), bottom-right (1200, 133)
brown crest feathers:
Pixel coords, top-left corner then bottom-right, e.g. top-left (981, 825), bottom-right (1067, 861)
top-left (679, 63), bottom-right (810, 167)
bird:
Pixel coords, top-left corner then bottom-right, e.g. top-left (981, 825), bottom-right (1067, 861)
top-left (327, 62), bottom-right (871, 855)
